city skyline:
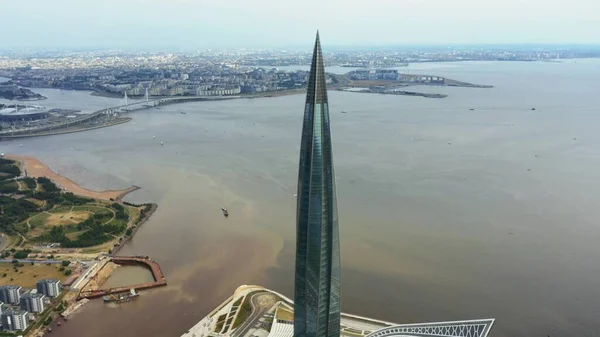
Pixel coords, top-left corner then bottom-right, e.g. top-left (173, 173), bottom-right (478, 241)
top-left (1, 0), bottom-right (600, 49)
top-left (294, 32), bottom-right (341, 337)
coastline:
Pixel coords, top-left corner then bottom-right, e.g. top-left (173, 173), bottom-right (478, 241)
top-left (0, 117), bottom-right (132, 140)
top-left (5, 155), bottom-right (138, 201)
top-left (111, 203), bottom-right (158, 255)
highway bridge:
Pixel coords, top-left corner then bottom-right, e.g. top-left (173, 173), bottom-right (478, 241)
top-left (0, 96), bottom-right (235, 139)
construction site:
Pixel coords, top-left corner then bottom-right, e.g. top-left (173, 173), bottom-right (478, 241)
top-left (76, 256), bottom-right (166, 300)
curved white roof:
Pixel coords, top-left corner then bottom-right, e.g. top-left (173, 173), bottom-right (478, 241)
top-left (0, 106), bottom-right (48, 116)
top-left (367, 319), bottom-right (495, 337)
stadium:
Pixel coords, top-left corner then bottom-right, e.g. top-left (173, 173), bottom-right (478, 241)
top-left (0, 105), bottom-right (50, 122)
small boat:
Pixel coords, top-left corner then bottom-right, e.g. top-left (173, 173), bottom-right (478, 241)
top-left (531, 108), bottom-right (536, 111)
top-left (180, 111), bottom-right (187, 114)
top-left (341, 111), bottom-right (347, 113)
top-left (469, 108), bottom-right (475, 111)
top-left (57, 322), bottom-right (62, 327)
top-left (103, 289), bottom-right (139, 303)
top-left (221, 207), bottom-right (229, 217)
top-left (160, 141), bottom-right (164, 146)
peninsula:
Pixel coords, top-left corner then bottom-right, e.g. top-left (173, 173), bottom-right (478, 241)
top-left (0, 82), bottom-right (46, 101)
top-left (0, 155), bottom-right (164, 336)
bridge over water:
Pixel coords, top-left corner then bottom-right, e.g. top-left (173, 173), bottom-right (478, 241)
top-left (0, 96), bottom-right (235, 139)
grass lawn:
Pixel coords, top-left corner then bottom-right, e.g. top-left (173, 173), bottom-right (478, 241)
top-left (233, 296), bottom-right (253, 329)
top-left (25, 204), bottom-right (117, 241)
top-left (50, 205), bottom-right (73, 213)
top-left (0, 263), bottom-right (68, 288)
top-left (45, 211), bottom-right (90, 226)
top-left (65, 230), bottom-right (88, 240)
top-left (29, 213), bottom-right (51, 228)
top-left (275, 307), bottom-right (294, 321)
top-left (25, 198), bottom-right (45, 207)
top-left (72, 205), bottom-right (112, 214)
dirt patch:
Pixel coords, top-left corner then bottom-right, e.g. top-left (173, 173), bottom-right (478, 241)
top-left (81, 261), bottom-right (120, 292)
top-left (45, 211), bottom-right (90, 226)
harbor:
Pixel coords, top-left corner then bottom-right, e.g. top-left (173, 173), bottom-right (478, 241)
top-left (77, 256), bottom-right (167, 300)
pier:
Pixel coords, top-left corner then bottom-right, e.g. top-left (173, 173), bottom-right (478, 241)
top-left (77, 256), bottom-right (167, 300)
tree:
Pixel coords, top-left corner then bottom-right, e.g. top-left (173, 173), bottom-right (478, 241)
top-left (14, 249), bottom-right (31, 259)
top-left (61, 260), bottom-right (70, 267)
top-left (1, 273), bottom-right (6, 277)
top-left (64, 269), bottom-right (72, 276)
top-left (125, 228), bottom-right (133, 236)
top-left (11, 259), bottom-right (18, 264)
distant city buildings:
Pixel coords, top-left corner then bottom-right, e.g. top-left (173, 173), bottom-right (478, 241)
top-left (0, 286), bottom-right (21, 305)
top-left (1, 309), bottom-right (28, 331)
top-left (36, 279), bottom-right (61, 298)
top-left (20, 293), bottom-right (45, 313)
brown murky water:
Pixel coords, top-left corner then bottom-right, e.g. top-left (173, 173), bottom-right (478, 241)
top-left (4, 60), bottom-right (600, 336)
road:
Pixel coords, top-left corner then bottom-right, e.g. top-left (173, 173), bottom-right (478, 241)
top-left (232, 292), bottom-right (276, 337)
top-left (0, 259), bottom-right (82, 264)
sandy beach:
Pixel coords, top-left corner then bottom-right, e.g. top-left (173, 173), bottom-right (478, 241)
top-left (6, 155), bottom-right (139, 201)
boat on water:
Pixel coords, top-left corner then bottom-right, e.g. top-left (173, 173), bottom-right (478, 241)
top-left (103, 289), bottom-right (139, 304)
top-left (221, 207), bottom-right (229, 217)
top-left (180, 111), bottom-right (187, 114)
top-left (341, 111), bottom-right (347, 113)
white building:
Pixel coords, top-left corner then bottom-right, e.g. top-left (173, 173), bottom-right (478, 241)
top-left (20, 293), bottom-right (45, 313)
top-left (0, 285), bottom-right (21, 305)
top-left (36, 279), bottom-right (61, 298)
top-left (1, 310), bottom-right (28, 331)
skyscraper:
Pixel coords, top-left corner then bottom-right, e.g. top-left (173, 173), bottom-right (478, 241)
top-left (294, 32), bottom-right (341, 337)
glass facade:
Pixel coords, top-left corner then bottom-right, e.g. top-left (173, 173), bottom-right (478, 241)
top-left (294, 32), bottom-right (341, 337)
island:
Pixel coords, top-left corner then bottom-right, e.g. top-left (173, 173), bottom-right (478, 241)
top-left (0, 156), bottom-right (163, 336)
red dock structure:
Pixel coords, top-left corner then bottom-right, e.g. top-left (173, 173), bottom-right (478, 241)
top-left (78, 256), bottom-right (167, 300)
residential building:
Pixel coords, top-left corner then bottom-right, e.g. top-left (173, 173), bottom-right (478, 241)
top-left (36, 279), bottom-right (61, 298)
top-left (20, 293), bottom-right (45, 313)
top-left (1, 309), bottom-right (28, 331)
top-left (293, 32), bottom-right (341, 337)
top-left (0, 286), bottom-right (21, 305)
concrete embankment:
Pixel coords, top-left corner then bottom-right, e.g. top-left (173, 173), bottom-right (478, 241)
top-left (78, 256), bottom-right (167, 300)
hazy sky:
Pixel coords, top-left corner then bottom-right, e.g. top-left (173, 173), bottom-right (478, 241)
top-left (2, 0), bottom-right (599, 50)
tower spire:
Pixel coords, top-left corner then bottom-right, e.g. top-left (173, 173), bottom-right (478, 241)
top-left (294, 32), bottom-right (341, 337)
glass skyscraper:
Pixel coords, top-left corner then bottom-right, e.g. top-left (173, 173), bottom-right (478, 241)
top-left (294, 32), bottom-right (341, 337)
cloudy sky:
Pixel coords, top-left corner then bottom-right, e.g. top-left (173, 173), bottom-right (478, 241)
top-left (2, 0), bottom-right (599, 49)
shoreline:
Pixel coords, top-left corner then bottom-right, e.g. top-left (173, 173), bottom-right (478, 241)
top-left (5, 155), bottom-right (138, 201)
top-left (112, 203), bottom-right (158, 255)
top-left (0, 117), bottom-right (132, 140)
